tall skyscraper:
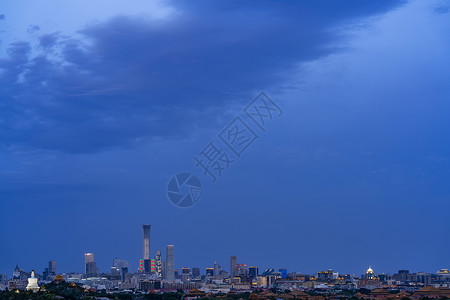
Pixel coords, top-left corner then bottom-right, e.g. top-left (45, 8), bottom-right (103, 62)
top-left (249, 266), bottom-right (259, 278)
top-left (155, 250), bottom-right (162, 278)
top-left (143, 225), bottom-right (151, 272)
top-left (230, 256), bottom-right (237, 277)
top-left (166, 245), bottom-right (175, 280)
top-left (48, 261), bottom-right (56, 274)
top-left (85, 253), bottom-right (97, 277)
top-left (192, 267), bottom-right (200, 279)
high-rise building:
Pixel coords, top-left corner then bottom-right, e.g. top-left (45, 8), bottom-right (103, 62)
top-left (85, 253), bottom-right (94, 265)
top-left (192, 267), bottom-right (200, 279)
top-left (113, 258), bottom-right (129, 281)
top-left (143, 225), bottom-right (151, 272)
top-left (237, 264), bottom-right (248, 276)
top-left (182, 268), bottom-right (190, 282)
top-left (166, 245), bottom-right (175, 280)
top-left (85, 253), bottom-right (97, 277)
top-left (48, 261), bottom-right (56, 275)
top-left (230, 256), bottom-right (237, 277)
top-left (213, 261), bottom-right (219, 277)
top-left (249, 266), bottom-right (259, 278)
top-left (155, 250), bottom-right (162, 278)
top-left (206, 268), bottom-right (214, 277)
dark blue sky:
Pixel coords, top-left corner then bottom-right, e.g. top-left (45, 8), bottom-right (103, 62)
top-left (1, 0), bottom-right (450, 276)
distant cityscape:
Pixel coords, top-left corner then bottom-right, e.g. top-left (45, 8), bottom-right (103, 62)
top-left (1, 225), bottom-right (450, 299)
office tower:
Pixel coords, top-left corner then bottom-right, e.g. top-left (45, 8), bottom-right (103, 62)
top-left (48, 261), bottom-right (56, 274)
top-left (166, 245), bottom-right (175, 280)
top-left (113, 258), bottom-right (129, 281)
top-left (213, 261), bottom-right (219, 277)
top-left (86, 261), bottom-right (97, 277)
top-left (230, 256), bottom-right (237, 277)
top-left (249, 266), bottom-right (259, 278)
top-left (237, 264), bottom-right (248, 276)
top-left (162, 260), bottom-right (166, 279)
top-left (111, 266), bottom-right (121, 278)
top-left (144, 260), bottom-right (152, 273)
top-left (155, 250), bottom-right (162, 278)
top-left (206, 268), bottom-right (214, 277)
top-left (182, 268), bottom-right (190, 282)
top-left (85, 253), bottom-right (97, 277)
top-left (143, 225), bottom-right (151, 272)
top-left (192, 267), bottom-right (200, 279)
top-left (85, 253), bottom-right (94, 265)
top-left (279, 268), bottom-right (287, 278)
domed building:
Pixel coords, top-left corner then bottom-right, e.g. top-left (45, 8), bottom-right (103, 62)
top-left (357, 266), bottom-right (381, 289)
top-left (366, 266), bottom-right (375, 280)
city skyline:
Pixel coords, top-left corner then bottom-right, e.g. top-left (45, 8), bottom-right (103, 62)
top-left (1, 224), bottom-right (448, 276)
top-left (1, 0), bottom-right (450, 281)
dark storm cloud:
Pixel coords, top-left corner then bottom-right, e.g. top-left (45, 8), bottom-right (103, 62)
top-left (0, 1), bottom-right (405, 153)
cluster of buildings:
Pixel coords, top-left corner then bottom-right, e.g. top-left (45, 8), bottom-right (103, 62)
top-left (1, 225), bottom-right (450, 297)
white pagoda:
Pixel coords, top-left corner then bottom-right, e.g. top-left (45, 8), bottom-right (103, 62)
top-left (26, 270), bottom-right (40, 292)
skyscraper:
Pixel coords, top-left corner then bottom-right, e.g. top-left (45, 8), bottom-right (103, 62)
top-left (249, 266), bottom-right (259, 278)
top-left (166, 245), bottom-right (175, 280)
top-left (182, 268), bottom-right (190, 282)
top-left (143, 225), bottom-right (151, 272)
top-left (155, 250), bottom-right (162, 278)
top-left (192, 267), bottom-right (200, 279)
top-left (85, 253), bottom-right (97, 277)
top-left (48, 261), bottom-right (56, 275)
top-left (230, 256), bottom-right (237, 277)
top-left (113, 258), bottom-right (129, 281)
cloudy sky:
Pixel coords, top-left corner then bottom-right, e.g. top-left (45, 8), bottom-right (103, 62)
top-left (1, 0), bottom-right (450, 276)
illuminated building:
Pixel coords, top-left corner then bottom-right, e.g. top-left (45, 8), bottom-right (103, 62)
top-left (85, 253), bottom-right (97, 277)
top-left (151, 259), bottom-right (156, 273)
top-left (357, 267), bottom-right (381, 289)
top-left (206, 268), bottom-right (214, 277)
top-left (237, 264), bottom-right (248, 276)
top-left (317, 270), bottom-right (334, 281)
top-left (139, 259), bottom-right (144, 273)
top-left (26, 270), bottom-right (39, 292)
top-left (155, 250), bottom-right (162, 278)
top-left (366, 267), bottom-right (375, 280)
